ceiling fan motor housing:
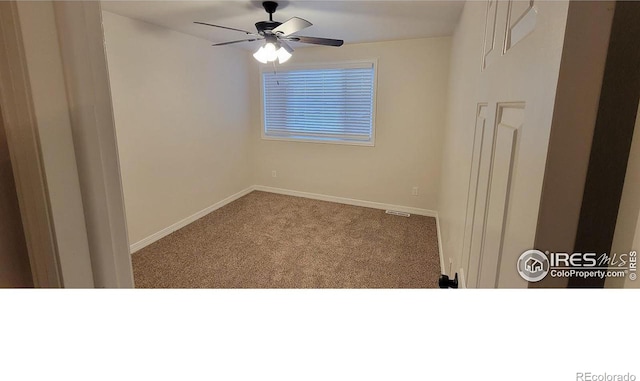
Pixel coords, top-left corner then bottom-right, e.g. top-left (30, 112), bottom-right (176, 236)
top-left (257, 1), bottom-right (281, 34)
top-left (255, 21), bottom-right (282, 35)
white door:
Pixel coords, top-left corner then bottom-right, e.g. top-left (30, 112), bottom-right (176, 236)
top-left (458, 0), bottom-right (564, 287)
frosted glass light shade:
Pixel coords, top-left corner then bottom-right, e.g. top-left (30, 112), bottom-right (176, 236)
top-left (254, 42), bottom-right (292, 64)
top-left (253, 46), bottom-right (268, 63)
top-left (277, 47), bottom-right (292, 64)
top-left (263, 43), bottom-right (277, 61)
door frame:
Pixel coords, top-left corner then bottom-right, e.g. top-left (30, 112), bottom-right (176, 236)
top-left (0, 1), bottom-right (62, 287)
top-left (0, 0), bottom-right (133, 288)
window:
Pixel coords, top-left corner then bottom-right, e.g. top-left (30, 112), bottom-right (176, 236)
top-left (261, 61), bottom-right (376, 145)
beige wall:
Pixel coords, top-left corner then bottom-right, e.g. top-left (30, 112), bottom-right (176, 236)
top-left (0, 107), bottom-right (32, 287)
top-left (437, 4), bottom-right (484, 283)
top-left (103, 12), bottom-right (253, 245)
top-left (104, 13), bottom-right (450, 250)
top-left (249, 38), bottom-right (451, 211)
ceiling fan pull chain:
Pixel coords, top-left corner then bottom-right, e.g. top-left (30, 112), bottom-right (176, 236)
top-left (272, 61), bottom-right (280, 86)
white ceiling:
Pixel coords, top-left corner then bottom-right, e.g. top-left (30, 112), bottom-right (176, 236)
top-left (100, 1), bottom-right (464, 50)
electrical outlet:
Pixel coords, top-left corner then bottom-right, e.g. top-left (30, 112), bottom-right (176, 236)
top-left (272, 170), bottom-right (277, 178)
top-left (412, 186), bottom-right (419, 196)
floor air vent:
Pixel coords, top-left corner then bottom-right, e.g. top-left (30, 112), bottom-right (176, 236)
top-left (385, 210), bottom-right (410, 217)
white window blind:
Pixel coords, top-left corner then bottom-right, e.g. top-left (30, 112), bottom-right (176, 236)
top-left (262, 62), bottom-right (376, 145)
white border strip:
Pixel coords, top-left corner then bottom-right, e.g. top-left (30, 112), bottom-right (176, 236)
top-left (435, 215), bottom-right (446, 275)
top-left (129, 186), bottom-right (254, 253)
top-left (254, 185), bottom-right (438, 217)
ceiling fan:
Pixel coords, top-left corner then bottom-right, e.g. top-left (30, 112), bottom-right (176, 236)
top-left (194, 1), bottom-right (344, 64)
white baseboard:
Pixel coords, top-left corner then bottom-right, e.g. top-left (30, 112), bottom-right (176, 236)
top-left (129, 186), bottom-right (254, 253)
top-left (435, 215), bottom-right (446, 275)
top-left (130, 184), bottom-right (445, 263)
top-left (253, 185), bottom-right (438, 217)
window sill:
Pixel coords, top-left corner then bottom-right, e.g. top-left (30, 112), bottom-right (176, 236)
top-left (261, 135), bottom-right (375, 147)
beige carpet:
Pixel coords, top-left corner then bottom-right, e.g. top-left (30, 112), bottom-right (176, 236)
top-left (132, 191), bottom-right (441, 288)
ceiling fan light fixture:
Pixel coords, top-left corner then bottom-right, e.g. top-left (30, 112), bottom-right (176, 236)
top-left (263, 42), bottom-right (278, 61)
top-left (252, 46), bottom-right (269, 63)
top-left (254, 41), bottom-right (290, 64)
top-left (276, 47), bottom-right (292, 64)
top-left (253, 42), bottom-right (278, 63)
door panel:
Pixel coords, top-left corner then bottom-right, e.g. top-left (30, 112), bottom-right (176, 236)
top-left (467, 106), bottom-right (496, 288)
top-left (477, 104), bottom-right (524, 287)
top-left (463, 103), bottom-right (524, 288)
top-left (462, 104), bottom-right (488, 287)
top-left (504, 0), bottom-right (537, 53)
top-left (482, 0), bottom-right (499, 70)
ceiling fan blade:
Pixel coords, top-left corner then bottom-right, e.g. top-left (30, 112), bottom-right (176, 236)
top-left (212, 38), bottom-right (263, 46)
top-left (287, 36), bottom-right (344, 47)
top-left (279, 40), bottom-right (294, 53)
top-left (194, 21), bottom-right (258, 36)
top-left (272, 17), bottom-right (312, 36)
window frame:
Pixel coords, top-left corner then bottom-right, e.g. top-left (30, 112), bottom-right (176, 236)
top-left (259, 59), bottom-right (378, 147)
